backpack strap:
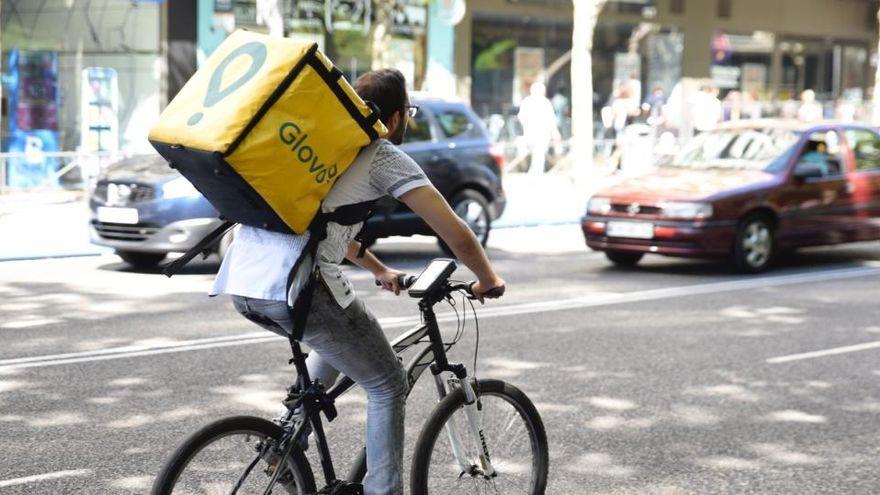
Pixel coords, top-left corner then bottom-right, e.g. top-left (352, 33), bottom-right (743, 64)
top-left (162, 219), bottom-right (236, 277)
top-left (285, 198), bottom-right (380, 339)
top-left (285, 213), bottom-right (330, 340)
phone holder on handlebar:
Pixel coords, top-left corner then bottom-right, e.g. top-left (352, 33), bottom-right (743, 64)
top-left (374, 257), bottom-right (504, 301)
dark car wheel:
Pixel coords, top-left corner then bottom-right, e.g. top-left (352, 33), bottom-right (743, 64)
top-left (605, 250), bottom-right (644, 267)
top-left (439, 189), bottom-right (492, 256)
top-left (116, 250), bottom-right (166, 268)
top-left (733, 214), bottom-right (775, 273)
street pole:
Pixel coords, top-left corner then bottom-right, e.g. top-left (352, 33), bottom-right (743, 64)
top-left (570, 0), bottom-right (606, 187)
top-left (874, 6), bottom-right (880, 125)
top-left (0, 0), bottom-right (5, 191)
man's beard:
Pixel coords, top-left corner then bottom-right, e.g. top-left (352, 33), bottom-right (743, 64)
top-left (388, 120), bottom-right (406, 145)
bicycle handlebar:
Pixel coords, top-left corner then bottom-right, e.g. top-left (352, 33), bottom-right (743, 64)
top-left (376, 274), bottom-right (505, 299)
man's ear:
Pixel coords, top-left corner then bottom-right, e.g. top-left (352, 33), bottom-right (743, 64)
top-left (386, 111), bottom-right (401, 135)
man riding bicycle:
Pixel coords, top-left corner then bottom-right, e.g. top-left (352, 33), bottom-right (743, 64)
top-left (210, 69), bottom-right (506, 495)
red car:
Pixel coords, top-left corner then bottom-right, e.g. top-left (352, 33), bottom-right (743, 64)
top-left (583, 120), bottom-right (880, 272)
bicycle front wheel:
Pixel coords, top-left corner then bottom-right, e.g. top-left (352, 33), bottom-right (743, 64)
top-left (411, 379), bottom-right (549, 494)
top-left (151, 415), bottom-right (316, 495)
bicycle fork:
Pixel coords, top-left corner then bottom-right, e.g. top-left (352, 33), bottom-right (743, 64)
top-left (433, 373), bottom-right (497, 478)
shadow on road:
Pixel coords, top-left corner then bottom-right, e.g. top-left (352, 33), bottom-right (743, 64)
top-left (595, 244), bottom-right (879, 278)
top-left (95, 258), bottom-right (222, 276)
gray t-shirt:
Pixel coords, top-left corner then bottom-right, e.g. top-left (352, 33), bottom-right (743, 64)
top-left (211, 139), bottom-right (431, 308)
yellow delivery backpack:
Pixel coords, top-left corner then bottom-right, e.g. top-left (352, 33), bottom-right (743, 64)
top-left (149, 30), bottom-right (387, 275)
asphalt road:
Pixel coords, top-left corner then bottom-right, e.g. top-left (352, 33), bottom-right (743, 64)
top-left (1, 225), bottom-right (879, 494)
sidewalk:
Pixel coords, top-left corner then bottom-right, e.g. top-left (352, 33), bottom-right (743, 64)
top-left (494, 167), bottom-right (618, 228)
top-left (0, 168), bottom-right (618, 261)
top-left (0, 191), bottom-right (109, 261)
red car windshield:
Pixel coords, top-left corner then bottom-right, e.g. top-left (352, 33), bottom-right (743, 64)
top-left (670, 128), bottom-right (799, 171)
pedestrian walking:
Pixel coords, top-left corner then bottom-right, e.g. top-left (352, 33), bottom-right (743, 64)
top-left (517, 82), bottom-right (561, 176)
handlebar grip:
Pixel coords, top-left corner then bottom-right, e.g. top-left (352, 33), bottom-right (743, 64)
top-left (398, 274), bottom-right (416, 289)
top-left (465, 282), bottom-right (505, 299)
top-left (483, 286), bottom-right (505, 298)
top-left (375, 274), bottom-right (416, 289)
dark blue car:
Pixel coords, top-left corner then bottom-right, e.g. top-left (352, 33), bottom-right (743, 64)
top-left (89, 96), bottom-right (506, 267)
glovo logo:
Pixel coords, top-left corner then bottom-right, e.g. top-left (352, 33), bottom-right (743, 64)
top-left (279, 122), bottom-right (338, 184)
top-left (188, 41), bottom-right (268, 126)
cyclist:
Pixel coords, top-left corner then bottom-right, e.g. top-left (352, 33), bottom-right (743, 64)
top-left (210, 68), bottom-right (505, 495)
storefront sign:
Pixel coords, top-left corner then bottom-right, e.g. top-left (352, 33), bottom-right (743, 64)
top-left (81, 67), bottom-right (120, 153)
top-left (289, 0), bottom-right (372, 32)
top-left (391, 0), bottom-right (427, 36)
top-left (711, 65), bottom-right (741, 89)
top-left (215, 0), bottom-right (233, 12)
top-left (288, 0), bottom-right (426, 35)
top-left (4, 50), bottom-right (60, 188)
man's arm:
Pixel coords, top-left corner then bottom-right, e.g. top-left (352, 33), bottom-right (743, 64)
top-left (344, 241), bottom-right (405, 295)
top-left (398, 185), bottom-right (504, 299)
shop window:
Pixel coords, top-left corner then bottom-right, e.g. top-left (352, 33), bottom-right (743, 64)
top-left (670, 0), bottom-right (684, 15)
top-left (404, 111), bottom-right (433, 144)
top-left (712, 31), bottom-right (773, 98)
top-left (435, 109), bottom-right (481, 139)
top-left (845, 129), bottom-right (880, 172)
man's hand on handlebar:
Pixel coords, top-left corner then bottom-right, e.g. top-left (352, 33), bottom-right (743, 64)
top-left (375, 268), bottom-right (406, 295)
top-left (471, 277), bottom-right (506, 303)
top-left (375, 269), bottom-right (505, 302)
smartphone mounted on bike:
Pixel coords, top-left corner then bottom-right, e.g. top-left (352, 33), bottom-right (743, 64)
top-left (407, 258), bottom-right (458, 298)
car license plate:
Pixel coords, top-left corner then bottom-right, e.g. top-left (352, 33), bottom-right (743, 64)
top-left (606, 221), bottom-right (654, 239)
top-left (97, 206), bottom-right (139, 225)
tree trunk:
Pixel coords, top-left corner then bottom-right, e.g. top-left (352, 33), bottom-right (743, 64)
top-left (874, 7), bottom-right (880, 125)
top-left (570, 0), bottom-right (606, 181)
top-left (370, 0), bottom-right (396, 69)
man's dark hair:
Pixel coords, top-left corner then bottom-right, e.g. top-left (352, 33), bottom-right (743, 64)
top-left (353, 69), bottom-right (407, 125)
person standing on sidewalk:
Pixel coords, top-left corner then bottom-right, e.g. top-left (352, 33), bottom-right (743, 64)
top-left (210, 68), bottom-right (506, 495)
top-left (518, 82), bottom-right (561, 176)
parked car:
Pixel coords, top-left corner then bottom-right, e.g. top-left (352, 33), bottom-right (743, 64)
top-left (582, 120), bottom-right (880, 273)
top-left (89, 96), bottom-right (506, 268)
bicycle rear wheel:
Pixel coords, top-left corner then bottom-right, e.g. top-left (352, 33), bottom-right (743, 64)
top-left (410, 379), bottom-right (549, 494)
top-left (151, 415), bottom-right (316, 495)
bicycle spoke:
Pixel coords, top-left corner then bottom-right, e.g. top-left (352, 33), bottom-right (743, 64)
top-left (422, 393), bottom-right (540, 494)
top-left (164, 430), bottom-right (307, 495)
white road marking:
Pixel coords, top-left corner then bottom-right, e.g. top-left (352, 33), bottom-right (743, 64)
top-left (1, 265), bottom-right (878, 371)
top-left (0, 469), bottom-right (92, 488)
top-left (767, 340), bottom-right (880, 364)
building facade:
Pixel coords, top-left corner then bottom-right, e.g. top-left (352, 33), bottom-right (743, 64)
top-left (2, 0), bottom-right (877, 158)
top-left (456, 0), bottom-right (879, 127)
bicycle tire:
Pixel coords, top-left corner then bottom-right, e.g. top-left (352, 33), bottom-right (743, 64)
top-left (410, 379), bottom-right (549, 494)
top-left (151, 415), bottom-right (316, 495)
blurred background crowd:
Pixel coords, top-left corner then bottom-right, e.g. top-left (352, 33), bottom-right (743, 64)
top-left (2, 0), bottom-right (880, 187)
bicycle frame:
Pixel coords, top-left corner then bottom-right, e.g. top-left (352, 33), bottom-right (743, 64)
top-left (277, 292), bottom-right (496, 493)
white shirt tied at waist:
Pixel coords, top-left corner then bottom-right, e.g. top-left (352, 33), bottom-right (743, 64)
top-left (210, 139), bottom-right (431, 310)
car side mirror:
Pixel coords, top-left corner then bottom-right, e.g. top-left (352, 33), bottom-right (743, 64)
top-left (793, 162), bottom-right (824, 181)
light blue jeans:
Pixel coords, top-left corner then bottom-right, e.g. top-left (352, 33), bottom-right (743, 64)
top-left (232, 283), bottom-right (407, 495)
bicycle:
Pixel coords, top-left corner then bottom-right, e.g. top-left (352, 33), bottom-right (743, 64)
top-left (151, 258), bottom-right (549, 494)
